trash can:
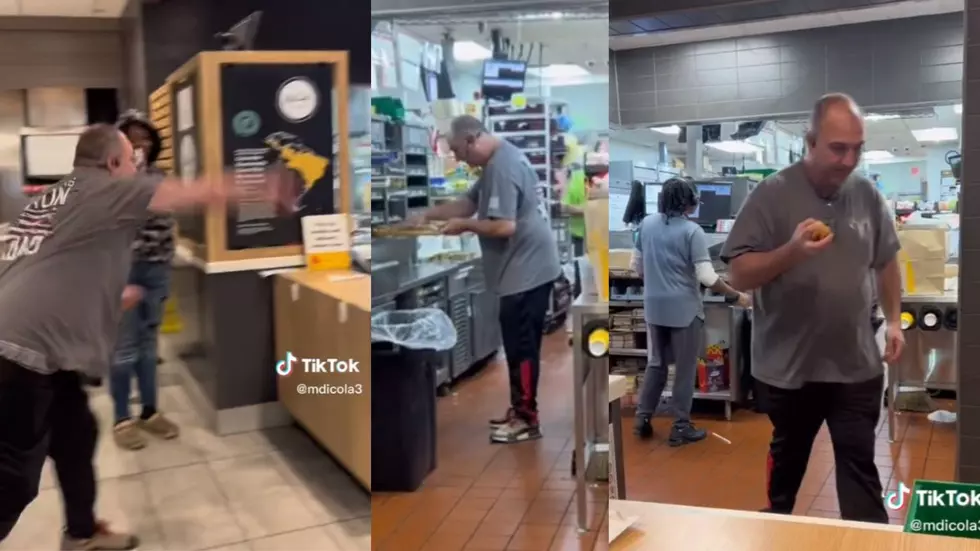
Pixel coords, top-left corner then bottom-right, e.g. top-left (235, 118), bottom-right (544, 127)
top-left (371, 309), bottom-right (457, 492)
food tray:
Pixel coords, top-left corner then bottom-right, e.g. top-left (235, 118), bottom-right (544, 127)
top-left (371, 222), bottom-right (446, 238)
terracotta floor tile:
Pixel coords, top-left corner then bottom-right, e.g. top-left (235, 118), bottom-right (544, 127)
top-left (506, 523), bottom-right (560, 550)
top-left (371, 334), bottom-right (605, 550)
top-left (622, 400), bottom-right (957, 527)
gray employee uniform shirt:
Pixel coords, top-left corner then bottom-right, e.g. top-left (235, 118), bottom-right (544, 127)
top-left (0, 167), bottom-right (161, 378)
top-left (637, 214), bottom-right (711, 328)
top-left (468, 140), bottom-right (560, 296)
top-left (720, 162), bottom-right (901, 389)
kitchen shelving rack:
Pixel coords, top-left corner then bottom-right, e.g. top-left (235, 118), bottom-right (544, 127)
top-left (370, 116), bottom-right (431, 226)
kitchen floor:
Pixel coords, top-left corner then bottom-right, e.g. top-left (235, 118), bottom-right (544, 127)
top-left (371, 332), bottom-right (609, 551)
top-left (621, 399), bottom-right (957, 524)
top-left (0, 357), bottom-right (371, 551)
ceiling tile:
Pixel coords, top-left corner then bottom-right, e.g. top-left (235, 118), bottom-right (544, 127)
top-left (630, 18), bottom-right (670, 32)
top-left (609, 20), bottom-right (643, 35)
top-left (655, 13), bottom-right (695, 29)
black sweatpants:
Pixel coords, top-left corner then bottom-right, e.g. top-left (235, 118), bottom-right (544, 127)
top-left (498, 281), bottom-right (553, 424)
top-left (0, 358), bottom-right (99, 541)
top-left (757, 375), bottom-right (888, 523)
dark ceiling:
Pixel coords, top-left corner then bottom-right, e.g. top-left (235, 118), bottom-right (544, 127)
top-left (610, 0), bottom-right (908, 35)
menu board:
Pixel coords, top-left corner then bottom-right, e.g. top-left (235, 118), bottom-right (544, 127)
top-left (171, 76), bottom-right (205, 244)
top-left (220, 63), bottom-right (335, 250)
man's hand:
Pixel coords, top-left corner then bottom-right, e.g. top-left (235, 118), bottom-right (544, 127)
top-left (441, 218), bottom-right (470, 236)
top-left (736, 292), bottom-right (752, 308)
top-left (789, 218), bottom-right (833, 257)
top-left (883, 321), bottom-right (905, 363)
top-left (121, 285), bottom-right (144, 311)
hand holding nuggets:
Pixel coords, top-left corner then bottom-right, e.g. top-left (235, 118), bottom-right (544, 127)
top-left (808, 220), bottom-right (833, 241)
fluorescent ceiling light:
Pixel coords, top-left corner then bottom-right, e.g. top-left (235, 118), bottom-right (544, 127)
top-left (651, 125), bottom-right (681, 135)
top-left (911, 127), bottom-right (958, 142)
top-left (865, 113), bottom-right (901, 122)
top-left (954, 104), bottom-right (963, 114)
top-left (528, 64), bottom-right (590, 79)
top-left (706, 141), bottom-right (761, 154)
top-left (453, 41), bottom-right (491, 62)
top-left (863, 150), bottom-right (894, 161)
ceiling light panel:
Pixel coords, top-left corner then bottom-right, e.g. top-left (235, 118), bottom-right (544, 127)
top-left (863, 150), bottom-right (894, 161)
top-left (706, 141), bottom-right (761, 154)
top-left (911, 127), bottom-right (958, 142)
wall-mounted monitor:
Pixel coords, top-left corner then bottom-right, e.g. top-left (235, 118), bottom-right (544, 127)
top-left (481, 59), bottom-right (526, 101)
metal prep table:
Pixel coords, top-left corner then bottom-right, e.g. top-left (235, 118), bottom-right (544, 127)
top-left (571, 294), bottom-right (609, 533)
top-left (886, 293), bottom-right (958, 442)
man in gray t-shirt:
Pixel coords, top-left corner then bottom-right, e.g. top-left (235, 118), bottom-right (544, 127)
top-left (721, 93), bottom-right (903, 523)
top-left (0, 124), bottom-right (262, 549)
top-left (413, 115), bottom-right (560, 444)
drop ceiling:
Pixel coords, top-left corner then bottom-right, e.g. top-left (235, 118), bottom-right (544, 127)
top-left (610, 0), bottom-right (964, 50)
top-left (0, 0), bottom-right (129, 17)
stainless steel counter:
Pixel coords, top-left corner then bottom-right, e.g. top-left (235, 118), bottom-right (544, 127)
top-left (571, 294), bottom-right (609, 534)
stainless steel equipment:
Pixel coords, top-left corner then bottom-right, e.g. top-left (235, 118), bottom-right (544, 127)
top-left (571, 294), bottom-right (608, 533)
top-left (896, 295), bottom-right (957, 391)
top-left (886, 294), bottom-right (958, 443)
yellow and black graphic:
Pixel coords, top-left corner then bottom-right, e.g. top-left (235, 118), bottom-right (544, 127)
top-left (265, 131), bottom-right (330, 214)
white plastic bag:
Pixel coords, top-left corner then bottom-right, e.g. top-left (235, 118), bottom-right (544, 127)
top-left (371, 309), bottom-right (457, 351)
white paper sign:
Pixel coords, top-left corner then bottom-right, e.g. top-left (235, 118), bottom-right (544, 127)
top-left (301, 214), bottom-right (350, 256)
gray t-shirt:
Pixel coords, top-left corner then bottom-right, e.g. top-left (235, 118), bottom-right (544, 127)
top-left (720, 162), bottom-right (900, 389)
top-left (636, 214), bottom-right (710, 328)
top-left (468, 140), bottom-right (560, 296)
top-left (0, 167), bottom-right (160, 377)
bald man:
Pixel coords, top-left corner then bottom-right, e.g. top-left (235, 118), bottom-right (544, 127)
top-left (0, 124), bottom-right (259, 549)
top-left (410, 115), bottom-right (560, 444)
top-left (721, 94), bottom-right (904, 523)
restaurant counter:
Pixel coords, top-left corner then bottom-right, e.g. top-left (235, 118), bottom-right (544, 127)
top-left (273, 269), bottom-right (371, 489)
top-left (608, 501), bottom-right (980, 550)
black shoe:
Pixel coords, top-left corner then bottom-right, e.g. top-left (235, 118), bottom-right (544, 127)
top-left (668, 423), bottom-right (707, 447)
top-left (633, 415), bottom-right (653, 438)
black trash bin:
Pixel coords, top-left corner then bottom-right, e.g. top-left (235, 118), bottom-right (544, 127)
top-left (371, 344), bottom-right (438, 492)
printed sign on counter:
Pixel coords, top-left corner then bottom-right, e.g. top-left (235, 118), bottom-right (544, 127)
top-left (301, 214), bottom-right (351, 271)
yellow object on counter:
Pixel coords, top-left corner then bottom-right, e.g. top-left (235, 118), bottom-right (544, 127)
top-left (585, 197), bottom-right (609, 301)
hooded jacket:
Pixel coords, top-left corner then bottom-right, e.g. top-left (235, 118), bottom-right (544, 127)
top-left (117, 110), bottom-right (175, 264)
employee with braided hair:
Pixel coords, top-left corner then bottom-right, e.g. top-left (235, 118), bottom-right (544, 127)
top-left (630, 177), bottom-right (750, 446)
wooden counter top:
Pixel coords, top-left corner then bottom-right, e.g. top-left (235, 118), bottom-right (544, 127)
top-left (277, 269), bottom-right (370, 311)
top-left (609, 501), bottom-right (980, 550)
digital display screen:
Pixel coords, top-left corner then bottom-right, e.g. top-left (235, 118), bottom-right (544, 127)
top-left (693, 183), bottom-right (732, 224)
top-left (482, 59), bottom-right (527, 99)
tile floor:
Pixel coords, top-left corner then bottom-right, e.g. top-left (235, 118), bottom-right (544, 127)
top-left (0, 360), bottom-right (371, 551)
top-left (621, 400), bottom-right (957, 525)
top-left (371, 332), bottom-right (609, 551)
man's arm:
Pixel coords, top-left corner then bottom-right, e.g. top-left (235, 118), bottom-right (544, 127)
top-left (451, 164), bottom-right (520, 238)
top-left (720, 184), bottom-right (785, 291)
top-left (630, 222), bottom-right (643, 276)
top-left (147, 177), bottom-right (227, 213)
top-left (876, 258), bottom-right (902, 325)
top-left (422, 196), bottom-right (478, 221)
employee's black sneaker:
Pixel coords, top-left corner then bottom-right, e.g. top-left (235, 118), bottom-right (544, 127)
top-left (633, 415), bottom-right (653, 439)
top-left (668, 423), bottom-right (707, 447)
top-left (490, 418), bottom-right (542, 444)
top-left (489, 407), bottom-right (516, 430)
